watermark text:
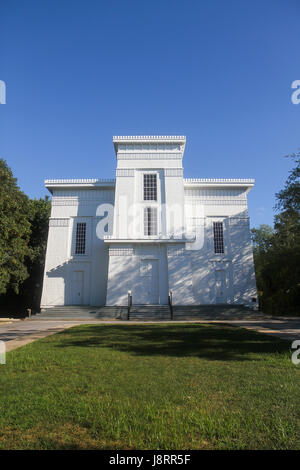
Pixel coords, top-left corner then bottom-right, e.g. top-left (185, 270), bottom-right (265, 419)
top-left (291, 340), bottom-right (300, 365)
top-left (0, 341), bottom-right (6, 364)
top-left (291, 80), bottom-right (300, 104)
top-left (0, 80), bottom-right (6, 104)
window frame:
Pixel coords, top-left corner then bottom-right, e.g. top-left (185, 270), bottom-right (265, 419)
top-left (75, 222), bottom-right (87, 255)
top-left (213, 221), bottom-right (225, 254)
top-left (143, 206), bottom-right (158, 236)
top-left (143, 173), bottom-right (157, 202)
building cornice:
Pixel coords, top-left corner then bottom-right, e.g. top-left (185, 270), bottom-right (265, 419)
top-left (45, 179), bottom-right (116, 194)
top-left (183, 178), bottom-right (255, 191)
top-left (45, 177), bottom-right (254, 194)
top-left (113, 135), bottom-right (186, 141)
top-left (113, 135), bottom-right (186, 156)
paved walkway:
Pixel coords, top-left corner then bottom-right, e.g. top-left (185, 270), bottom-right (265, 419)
top-left (213, 318), bottom-right (300, 342)
top-left (0, 320), bottom-right (84, 352)
top-left (0, 316), bottom-right (299, 352)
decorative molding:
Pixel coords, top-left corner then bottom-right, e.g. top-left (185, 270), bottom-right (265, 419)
top-left (185, 188), bottom-right (246, 197)
top-left (164, 168), bottom-right (183, 177)
top-left (109, 247), bottom-right (134, 256)
top-left (185, 199), bottom-right (247, 206)
top-left (116, 169), bottom-right (135, 177)
top-left (184, 178), bottom-right (254, 188)
top-left (49, 218), bottom-right (70, 227)
top-left (185, 188), bottom-right (247, 206)
top-left (117, 144), bottom-right (182, 152)
top-left (45, 178), bottom-right (115, 184)
top-left (52, 199), bottom-right (114, 206)
top-left (104, 237), bottom-right (193, 244)
top-left (113, 135), bottom-right (186, 141)
top-left (117, 152), bottom-right (182, 159)
top-left (113, 137), bottom-right (186, 156)
top-left (52, 199), bottom-right (78, 206)
top-left (184, 178), bottom-right (254, 184)
top-left (52, 189), bottom-right (115, 202)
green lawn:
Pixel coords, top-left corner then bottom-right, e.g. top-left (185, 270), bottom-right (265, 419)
top-left (0, 324), bottom-right (299, 450)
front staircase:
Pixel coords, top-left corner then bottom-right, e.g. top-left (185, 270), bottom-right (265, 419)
top-left (35, 305), bottom-right (127, 320)
top-left (129, 305), bottom-right (171, 321)
top-left (33, 304), bottom-right (260, 321)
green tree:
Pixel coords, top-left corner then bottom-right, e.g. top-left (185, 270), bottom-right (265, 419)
top-left (0, 159), bottom-right (32, 295)
top-left (275, 152), bottom-right (300, 213)
top-left (274, 152), bottom-right (300, 251)
top-left (252, 152), bottom-right (300, 315)
top-left (21, 197), bottom-right (51, 310)
top-left (251, 224), bottom-right (274, 255)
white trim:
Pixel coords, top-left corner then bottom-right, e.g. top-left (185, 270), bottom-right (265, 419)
top-left (113, 136), bottom-right (186, 156)
top-left (103, 238), bottom-right (195, 244)
top-left (45, 178), bottom-right (115, 184)
top-left (45, 179), bottom-right (115, 194)
top-left (109, 247), bottom-right (134, 256)
top-left (116, 169), bottom-right (135, 177)
top-left (184, 178), bottom-right (254, 190)
top-left (117, 152), bottom-right (182, 160)
top-left (49, 218), bottom-right (69, 227)
top-left (113, 135), bottom-right (186, 141)
top-left (184, 178), bottom-right (254, 183)
top-left (165, 168), bottom-right (183, 177)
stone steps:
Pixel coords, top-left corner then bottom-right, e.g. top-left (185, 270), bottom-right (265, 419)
top-left (35, 306), bottom-right (127, 320)
top-left (129, 305), bottom-right (171, 321)
top-left (34, 304), bottom-right (257, 321)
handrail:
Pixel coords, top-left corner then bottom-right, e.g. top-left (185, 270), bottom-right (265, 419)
top-left (168, 290), bottom-right (173, 320)
top-left (127, 290), bottom-right (132, 320)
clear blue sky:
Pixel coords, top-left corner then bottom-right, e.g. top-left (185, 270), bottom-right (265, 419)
top-left (1, 0), bottom-right (299, 227)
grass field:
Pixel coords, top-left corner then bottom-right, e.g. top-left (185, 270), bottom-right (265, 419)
top-left (0, 323), bottom-right (299, 450)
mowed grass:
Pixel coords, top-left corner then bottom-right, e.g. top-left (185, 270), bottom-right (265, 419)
top-left (0, 324), bottom-right (299, 450)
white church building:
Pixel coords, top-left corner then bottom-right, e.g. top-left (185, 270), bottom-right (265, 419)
top-left (41, 135), bottom-right (257, 309)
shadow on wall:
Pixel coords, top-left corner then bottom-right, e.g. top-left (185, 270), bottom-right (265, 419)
top-left (226, 211), bottom-right (257, 304)
top-left (106, 255), bottom-right (138, 306)
top-left (173, 210), bottom-right (257, 306)
top-left (44, 208), bottom-right (257, 307)
top-left (42, 190), bottom-right (113, 306)
top-left (45, 249), bottom-right (134, 307)
top-left (46, 262), bottom-right (69, 305)
top-left (55, 324), bottom-right (287, 362)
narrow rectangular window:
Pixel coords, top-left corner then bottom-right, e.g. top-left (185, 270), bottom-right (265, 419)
top-left (144, 207), bottom-right (157, 236)
top-left (75, 222), bottom-right (86, 254)
top-left (213, 222), bottom-right (224, 254)
top-left (144, 174), bottom-right (157, 201)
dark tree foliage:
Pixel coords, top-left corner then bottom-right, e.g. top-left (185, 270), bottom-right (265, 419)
top-left (20, 197), bottom-right (51, 311)
top-left (252, 152), bottom-right (300, 315)
top-left (0, 160), bottom-right (51, 315)
top-left (0, 159), bottom-right (32, 295)
top-left (276, 152), bottom-right (300, 213)
top-left (251, 224), bottom-right (274, 255)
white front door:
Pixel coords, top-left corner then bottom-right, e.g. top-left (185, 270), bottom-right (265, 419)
top-left (140, 259), bottom-right (159, 304)
top-left (71, 271), bottom-right (84, 305)
top-left (215, 269), bottom-right (226, 303)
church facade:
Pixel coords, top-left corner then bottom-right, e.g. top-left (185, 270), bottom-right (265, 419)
top-left (40, 136), bottom-right (258, 309)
